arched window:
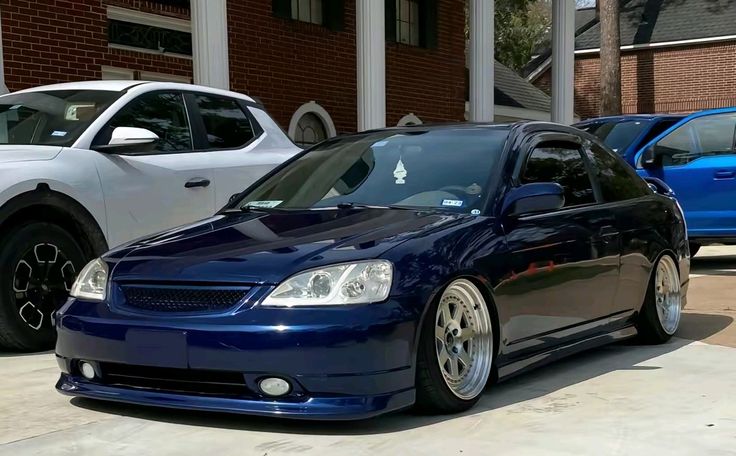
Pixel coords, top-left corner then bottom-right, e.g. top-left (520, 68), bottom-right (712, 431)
top-left (288, 101), bottom-right (337, 147)
top-left (397, 113), bottom-right (423, 126)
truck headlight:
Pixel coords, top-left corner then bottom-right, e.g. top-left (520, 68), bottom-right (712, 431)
top-left (69, 258), bottom-right (108, 301)
top-left (262, 260), bottom-right (393, 307)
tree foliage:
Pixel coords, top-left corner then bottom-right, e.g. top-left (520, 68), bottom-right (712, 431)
top-left (494, 0), bottom-right (551, 72)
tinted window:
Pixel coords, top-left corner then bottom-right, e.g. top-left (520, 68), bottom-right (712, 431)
top-left (639, 119), bottom-right (679, 146)
top-left (194, 95), bottom-right (255, 149)
top-left (586, 142), bottom-right (650, 201)
top-left (240, 128), bottom-right (510, 213)
top-left (0, 90), bottom-right (120, 147)
top-left (100, 92), bottom-right (191, 152)
top-left (654, 114), bottom-right (736, 166)
top-left (522, 146), bottom-right (595, 207)
top-left (579, 120), bottom-right (648, 156)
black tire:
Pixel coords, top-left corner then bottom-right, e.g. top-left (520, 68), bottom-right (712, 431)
top-left (414, 280), bottom-right (494, 414)
top-left (689, 242), bottom-right (701, 257)
top-left (636, 254), bottom-right (681, 344)
top-left (0, 223), bottom-right (87, 351)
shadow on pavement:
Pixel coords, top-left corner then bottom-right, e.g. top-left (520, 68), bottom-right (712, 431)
top-left (0, 349), bottom-right (52, 358)
top-left (678, 312), bottom-right (733, 343)
top-left (691, 255), bottom-right (736, 276)
top-left (69, 335), bottom-right (706, 436)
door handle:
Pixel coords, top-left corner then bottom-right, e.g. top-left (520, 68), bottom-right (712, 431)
top-left (185, 178), bottom-right (211, 189)
top-left (714, 170), bottom-right (735, 180)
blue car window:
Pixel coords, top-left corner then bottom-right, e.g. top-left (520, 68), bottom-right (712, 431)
top-left (585, 142), bottom-right (650, 202)
top-left (239, 128), bottom-right (509, 213)
top-left (655, 113), bottom-right (736, 166)
top-left (521, 146), bottom-right (595, 207)
top-left (578, 120), bottom-right (648, 156)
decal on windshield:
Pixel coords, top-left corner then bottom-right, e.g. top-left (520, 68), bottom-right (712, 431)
top-left (442, 199), bottom-right (463, 207)
top-left (471, 209), bottom-right (481, 215)
top-left (393, 158), bottom-right (407, 184)
top-left (246, 200), bottom-right (283, 208)
top-left (51, 131), bottom-right (68, 137)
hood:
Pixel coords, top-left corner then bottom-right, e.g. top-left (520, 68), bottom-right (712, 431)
top-left (0, 145), bottom-right (63, 163)
top-left (108, 208), bottom-right (469, 284)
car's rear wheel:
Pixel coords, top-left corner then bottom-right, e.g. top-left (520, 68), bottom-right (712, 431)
top-left (0, 223), bottom-right (86, 351)
top-left (637, 254), bottom-right (682, 344)
top-left (689, 242), bottom-right (701, 257)
top-left (415, 279), bottom-right (494, 414)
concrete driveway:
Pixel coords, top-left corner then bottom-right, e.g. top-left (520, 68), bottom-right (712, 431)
top-left (2, 247), bottom-right (736, 455)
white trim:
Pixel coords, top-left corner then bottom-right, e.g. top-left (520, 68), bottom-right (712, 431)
top-left (191, 0), bottom-right (230, 90)
top-left (106, 6), bottom-right (191, 33)
top-left (356, 0), bottom-right (386, 131)
top-left (139, 70), bottom-right (191, 83)
top-left (108, 43), bottom-right (193, 60)
top-left (551, 0), bottom-right (575, 125)
top-left (575, 34), bottom-right (736, 54)
top-left (288, 101), bottom-right (337, 140)
top-left (100, 66), bottom-right (135, 80)
top-left (397, 113), bottom-right (423, 126)
top-left (528, 34), bottom-right (736, 81)
top-left (468, 0), bottom-right (494, 122)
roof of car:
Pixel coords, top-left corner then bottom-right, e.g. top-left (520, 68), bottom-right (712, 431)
top-left (575, 114), bottom-right (686, 125)
top-left (10, 80), bottom-right (257, 103)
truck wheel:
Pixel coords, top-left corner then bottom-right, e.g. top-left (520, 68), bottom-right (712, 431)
top-left (0, 223), bottom-right (87, 351)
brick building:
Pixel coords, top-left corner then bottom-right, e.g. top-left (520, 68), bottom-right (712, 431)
top-left (526, 0), bottom-right (736, 120)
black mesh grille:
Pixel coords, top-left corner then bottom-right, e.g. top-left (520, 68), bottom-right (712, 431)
top-left (98, 362), bottom-right (250, 397)
top-left (120, 285), bottom-right (250, 313)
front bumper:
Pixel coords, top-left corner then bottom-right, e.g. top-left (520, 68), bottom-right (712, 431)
top-left (55, 296), bottom-right (419, 420)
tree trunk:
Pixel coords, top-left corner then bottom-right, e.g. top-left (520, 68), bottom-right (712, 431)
top-left (599, 0), bottom-right (621, 115)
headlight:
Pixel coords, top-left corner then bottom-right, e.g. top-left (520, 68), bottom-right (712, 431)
top-left (69, 258), bottom-right (109, 301)
top-left (262, 260), bottom-right (393, 307)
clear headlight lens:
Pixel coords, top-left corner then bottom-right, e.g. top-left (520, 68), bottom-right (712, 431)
top-left (262, 260), bottom-right (393, 307)
top-left (69, 258), bottom-right (108, 301)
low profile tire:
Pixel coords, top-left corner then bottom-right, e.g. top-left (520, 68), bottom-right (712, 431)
top-left (636, 254), bottom-right (682, 344)
top-left (415, 279), bottom-right (494, 414)
top-left (689, 242), bottom-right (701, 258)
top-left (0, 223), bottom-right (87, 351)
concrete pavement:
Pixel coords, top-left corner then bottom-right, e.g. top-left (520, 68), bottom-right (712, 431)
top-left (1, 247), bottom-right (736, 455)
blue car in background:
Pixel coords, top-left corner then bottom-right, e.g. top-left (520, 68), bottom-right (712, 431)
top-left (635, 108), bottom-right (736, 255)
top-left (575, 114), bottom-right (684, 166)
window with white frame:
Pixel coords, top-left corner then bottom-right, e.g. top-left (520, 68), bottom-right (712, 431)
top-left (107, 6), bottom-right (192, 57)
top-left (288, 101), bottom-right (336, 148)
top-left (396, 0), bottom-right (420, 46)
top-left (291, 0), bottom-right (323, 25)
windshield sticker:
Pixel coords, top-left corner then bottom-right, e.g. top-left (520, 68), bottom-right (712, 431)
top-left (471, 209), bottom-right (481, 215)
top-left (393, 158), bottom-right (407, 184)
top-left (51, 131), bottom-right (68, 137)
top-left (442, 199), bottom-right (464, 207)
top-left (246, 200), bottom-right (283, 209)
top-left (466, 183), bottom-right (482, 195)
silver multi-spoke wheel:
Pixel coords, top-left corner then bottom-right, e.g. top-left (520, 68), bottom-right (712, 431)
top-left (434, 279), bottom-right (493, 400)
top-left (654, 255), bottom-right (681, 335)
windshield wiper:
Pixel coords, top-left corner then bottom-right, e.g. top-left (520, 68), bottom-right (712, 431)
top-left (334, 202), bottom-right (416, 210)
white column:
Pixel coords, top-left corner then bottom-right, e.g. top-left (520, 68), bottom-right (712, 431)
top-left (468, 0), bottom-right (494, 122)
top-left (0, 6), bottom-right (8, 94)
top-left (356, 0), bottom-right (385, 131)
top-left (191, 0), bottom-right (230, 90)
top-left (551, 0), bottom-right (575, 124)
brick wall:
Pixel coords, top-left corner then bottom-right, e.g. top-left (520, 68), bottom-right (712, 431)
top-left (0, 0), bottom-right (192, 92)
top-left (533, 41), bottom-right (736, 120)
top-left (228, 0), bottom-right (466, 133)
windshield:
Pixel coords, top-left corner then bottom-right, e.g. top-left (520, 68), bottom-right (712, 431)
top-left (0, 90), bottom-right (121, 147)
top-left (238, 128), bottom-right (509, 213)
top-left (578, 120), bottom-right (649, 155)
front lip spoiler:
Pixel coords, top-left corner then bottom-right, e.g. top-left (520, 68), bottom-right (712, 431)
top-left (56, 374), bottom-right (415, 421)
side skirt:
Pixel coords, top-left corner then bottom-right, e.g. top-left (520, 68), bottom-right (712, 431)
top-left (496, 325), bottom-right (638, 382)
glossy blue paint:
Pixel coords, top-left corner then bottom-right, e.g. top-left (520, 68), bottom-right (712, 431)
top-left (55, 122), bottom-right (689, 420)
top-left (632, 107), bottom-right (736, 244)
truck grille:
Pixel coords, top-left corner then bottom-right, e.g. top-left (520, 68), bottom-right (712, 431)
top-left (120, 285), bottom-right (250, 313)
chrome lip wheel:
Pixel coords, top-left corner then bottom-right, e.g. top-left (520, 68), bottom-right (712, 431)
top-left (12, 243), bottom-right (76, 331)
top-left (655, 255), bottom-right (682, 335)
top-left (435, 279), bottom-right (493, 400)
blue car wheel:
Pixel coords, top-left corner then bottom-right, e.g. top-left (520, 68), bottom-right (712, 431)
top-left (415, 279), bottom-right (494, 413)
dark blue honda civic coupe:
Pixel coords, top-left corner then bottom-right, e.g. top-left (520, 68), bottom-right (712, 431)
top-left (55, 122), bottom-right (689, 420)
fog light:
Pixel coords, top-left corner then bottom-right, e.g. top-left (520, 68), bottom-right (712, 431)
top-left (259, 377), bottom-right (290, 396)
top-left (79, 361), bottom-right (96, 380)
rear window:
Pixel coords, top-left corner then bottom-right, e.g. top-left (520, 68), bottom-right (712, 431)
top-left (579, 120), bottom-right (649, 155)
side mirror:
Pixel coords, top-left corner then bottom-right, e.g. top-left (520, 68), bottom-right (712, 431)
top-left (93, 127), bottom-right (159, 153)
top-left (640, 145), bottom-right (661, 169)
top-left (502, 183), bottom-right (565, 217)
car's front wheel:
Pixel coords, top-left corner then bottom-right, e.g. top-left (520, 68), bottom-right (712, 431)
top-left (637, 254), bottom-right (682, 344)
top-left (0, 223), bottom-right (86, 351)
top-left (415, 279), bottom-right (494, 414)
